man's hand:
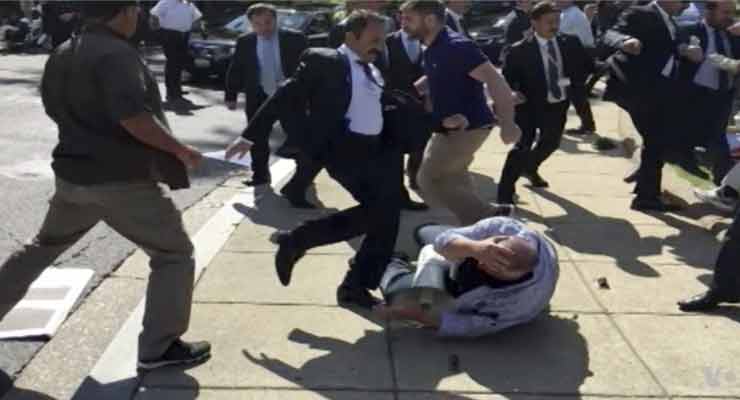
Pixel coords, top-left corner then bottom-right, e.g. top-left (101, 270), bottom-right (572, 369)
top-left (584, 3), bottom-right (597, 21)
top-left (471, 238), bottom-right (516, 272)
top-left (225, 139), bottom-right (253, 160)
top-left (442, 114), bottom-right (469, 132)
top-left (225, 101), bottom-right (237, 111)
top-left (513, 91), bottom-right (527, 105)
top-left (729, 22), bottom-right (740, 36)
top-left (621, 38), bottom-right (642, 56)
top-left (680, 44), bottom-right (704, 64)
top-left (414, 76), bottom-right (429, 97)
top-left (175, 145), bottom-right (203, 169)
top-left (708, 53), bottom-right (740, 74)
top-left (499, 121), bottom-right (522, 145)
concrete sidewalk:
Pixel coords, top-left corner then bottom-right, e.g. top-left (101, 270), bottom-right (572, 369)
top-left (8, 99), bottom-right (740, 399)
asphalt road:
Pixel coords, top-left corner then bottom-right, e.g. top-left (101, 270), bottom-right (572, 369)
top-left (0, 51), bottom-right (274, 385)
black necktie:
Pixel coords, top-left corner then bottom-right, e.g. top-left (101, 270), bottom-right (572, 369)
top-left (357, 61), bottom-right (382, 88)
top-left (546, 40), bottom-right (562, 99)
top-left (714, 29), bottom-right (730, 92)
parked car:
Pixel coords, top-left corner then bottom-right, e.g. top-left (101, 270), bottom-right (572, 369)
top-left (187, 6), bottom-right (335, 82)
top-left (466, 1), bottom-right (514, 66)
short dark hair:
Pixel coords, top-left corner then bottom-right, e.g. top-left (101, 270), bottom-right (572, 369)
top-left (247, 3), bottom-right (277, 20)
top-left (400, 0), bottom-right (446, 21)
top-left (81, 1), bottom-right (139, 22)
top-left (530, 1), bottom-right (559, 20)
top-left (344, 9), bottom-right (386, 38)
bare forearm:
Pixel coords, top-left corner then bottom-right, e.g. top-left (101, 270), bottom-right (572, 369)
top-left (486, 71), bottom-right (515, 126)
top-left (120, 113), bottom-right (186, 156)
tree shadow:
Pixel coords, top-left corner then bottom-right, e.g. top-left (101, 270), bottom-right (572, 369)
top-left (243, 315), bottom-right (590, 399)
top-left (1, 369), bottom-right (59, 399)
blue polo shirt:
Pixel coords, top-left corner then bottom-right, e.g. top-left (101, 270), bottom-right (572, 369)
top-left (423, 28), bottom-right (495, 130)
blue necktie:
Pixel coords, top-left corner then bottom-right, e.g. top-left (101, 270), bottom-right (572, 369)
top-left (260, 38), bottom-right (278, 95)
top-left (546, 40), bottom-right (562, 99)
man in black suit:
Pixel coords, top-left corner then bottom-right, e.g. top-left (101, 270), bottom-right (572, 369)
top-left (225, 10), bottom-right (463, 309)
top-left (503, 0), bottom-right (534, 47)
top-left (602, 0), bottom-right (688, 212)
top-left (445, 0), bottom-right (470, 37)
top-left (382, 26), bottom-right (429, 210)
top-left (498, 1), bottom-right (594, 205)
top-left (675, 0), bottom-right (739, 186)
top-left (225, 3), bottom-right (309, 195)
top-left (42, 0), bottom-right (80, 48)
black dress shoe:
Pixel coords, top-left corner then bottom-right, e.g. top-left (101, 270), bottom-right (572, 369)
top-left (275, 145), bottom-right (300, 159)
top-left (337, 285), bottom-right (381, 309)
top-left (279, 187), bottom-right (317, 209)
top-left (678, 290), bottom-right (738, 312)
top-left (401, 199), bottom-right (429, 211)
top-left (246, 175), bottom-right (271, 187)
top-left (524, 172), bottom-right (549, 188)
top-left (274, 231), bottom-right (306, 286)
top-left (630, 198), bottom-right (682, 212)
top-left (623, 170), bottom-right (638, 183)
top-left (565, 127), bottom-right (596, 136)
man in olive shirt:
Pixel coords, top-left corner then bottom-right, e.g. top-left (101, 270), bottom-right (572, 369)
top-left (0, 2), bottom-right (211, 371)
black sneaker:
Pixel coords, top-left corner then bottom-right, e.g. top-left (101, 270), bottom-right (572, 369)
top-left (137, 339), bottom-right (212, 371)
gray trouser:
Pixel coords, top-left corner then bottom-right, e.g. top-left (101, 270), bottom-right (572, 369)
top-left (0, 178), bottom-right (195, 361)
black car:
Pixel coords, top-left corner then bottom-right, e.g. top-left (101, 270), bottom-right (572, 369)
top-left (466, 1), bottom-right (514, 66)
top-left (187, 7), bottom-right (335, 82)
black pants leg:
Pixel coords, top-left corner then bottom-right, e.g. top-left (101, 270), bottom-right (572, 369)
top-left (291, 140), bottom-right (401, 290)
top-left (570, 85), bottom-right (596, 131)
top-left (245, 94), bottom-right (272, 181)
top-left (712, 206), bottom-right (740, 298)
top-left (529, 102), bottom-right (569, 172)
top-left (703, 93), bottom-right (734, 185)
top-left (282, 154), bottom-right (324, 196)
top-left (498, 106), bottom-right (540, 203)
top-left (406, 150), bottom-right (423, 188)
top-left (161, 30), bottom-right (188, 99)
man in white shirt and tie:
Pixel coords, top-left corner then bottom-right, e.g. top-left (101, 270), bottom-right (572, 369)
top-left (675, 0), bottom-right (739, 186)
top-left (150, 0), bottom-right (203, 102)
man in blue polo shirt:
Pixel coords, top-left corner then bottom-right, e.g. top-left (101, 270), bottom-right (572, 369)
top-left (401, 0), bottom-right (521, 225)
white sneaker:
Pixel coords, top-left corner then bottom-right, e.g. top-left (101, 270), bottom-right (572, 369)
top-left (693, 188), bottom-right (737, 213)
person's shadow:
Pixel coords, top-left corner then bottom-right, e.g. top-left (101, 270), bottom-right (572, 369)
top-left (1, 369), bottom-right (58, 400)
top-left (66, 367), bottom-right (201, 400)
top-left (243, 315), bottom-right (590, 399)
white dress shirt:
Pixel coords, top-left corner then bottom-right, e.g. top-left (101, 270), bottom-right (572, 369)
top-left (559, 4), bottom-right (595, 48)
top-left (694, 21), bottom-right (734, 91)
top-left (401, 31), bottom-right (422, 64)
top-left (257, 31), bottom-right (285, 96)
top-left (151, 0), bottom-right (202, 33)
top-left (651, 1), bottom-right (678, 78)
top-left (535, 33), bottom-right (567, 104)
top-left (338, 45), bottom-right (384, 136)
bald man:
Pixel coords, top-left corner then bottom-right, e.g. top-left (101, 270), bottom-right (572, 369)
top-left (377, 217), bottom-right (559, 338)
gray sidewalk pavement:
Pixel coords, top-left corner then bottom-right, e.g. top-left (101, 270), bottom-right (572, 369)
top-left (6, 99), bottom-right (740, 399)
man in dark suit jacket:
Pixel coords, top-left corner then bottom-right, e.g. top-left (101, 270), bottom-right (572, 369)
top-left (503, 0), bottom-right (533, 47)
top-left (602, 0), bottom-right (687, 212)
top-left (445, 0), bottom-right (470, 37)
top-left (675, 0), bottom-right (740, 185)
top-left (498, 1), bottom-right (594, 205)
top-left (225, 3), bottom-right (308, 193)
top-left (225, 10), bottom-right (460, 309)
top-left (382, 28), bottom-right (429, 210)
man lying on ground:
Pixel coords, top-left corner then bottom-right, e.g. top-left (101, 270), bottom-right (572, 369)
top-left (376, 217), bottom-right (559, 338)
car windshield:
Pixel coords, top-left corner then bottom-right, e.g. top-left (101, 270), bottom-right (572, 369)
top-left (224, 11), bottom-right (308, 34)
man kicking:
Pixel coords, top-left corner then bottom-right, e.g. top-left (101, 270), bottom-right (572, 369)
top-left (377, 217), bottom-right (559, 337)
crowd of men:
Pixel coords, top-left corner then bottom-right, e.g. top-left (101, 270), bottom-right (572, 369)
top-left (0, 0), bottom-right (739, 372)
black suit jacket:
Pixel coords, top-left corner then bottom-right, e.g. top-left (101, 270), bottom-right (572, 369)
top-left (677, 21), bottom-right (740, 88)
top-left (445, 10), bottom-right (470, 38)
top-left (382, 31), bottom-right (424, 93)
top-left (242, 48), bottom-right (433, 162)
top-left (224, 28), bottom-right (308, 116)
top-left (503, 34), bottom-right (594, 110)
top-left (602, 3), bottom-right (679, 89)
top-left (503, 9), bottom-right (531, 47)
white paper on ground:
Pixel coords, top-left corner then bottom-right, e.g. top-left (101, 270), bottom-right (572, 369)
top-left (0, 268), bottom-right (94, 339)
top-left (203, 150), bottom-right (252, 168)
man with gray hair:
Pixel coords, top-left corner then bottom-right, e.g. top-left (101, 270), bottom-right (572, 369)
top-left (377, 217), bottom-right (559, 338)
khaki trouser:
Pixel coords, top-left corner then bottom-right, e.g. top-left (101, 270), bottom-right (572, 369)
top-left (417, 128), bottom-right (495, 225)
top-left (0, 178), bottom-right (195, 361)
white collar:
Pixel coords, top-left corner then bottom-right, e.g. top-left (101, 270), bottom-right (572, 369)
top-left (534, 32), bottom-right (555, 47)
top-left (703, 19), bottom-right (717, 34)
top-left (338, 44), bottom-right (362, 63)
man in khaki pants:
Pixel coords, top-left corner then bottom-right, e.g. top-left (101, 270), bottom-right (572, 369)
top-left (0, 2), bottom-right (210, 371)
top-left (401, 0), bottom-right (520, 225)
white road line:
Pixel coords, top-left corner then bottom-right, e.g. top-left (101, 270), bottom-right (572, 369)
top-left (72, 158), bottom-right (297, 399)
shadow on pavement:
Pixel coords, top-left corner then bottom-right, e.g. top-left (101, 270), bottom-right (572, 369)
top-left (243, 315), bottom-right (590, 399)
top-left (69, 366), bottom-right (202, 400)
top-left (1, 369), bottom-right (58, 400)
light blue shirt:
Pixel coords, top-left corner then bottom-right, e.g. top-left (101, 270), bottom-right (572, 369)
top-left (694, 21), bottom-right (733, 91)
top-left (432, 217), bottom-right (560, 338)
top-left (257, 31), bottom-right (284, 96)
top-left (559, 4), bottom-right (594, 48)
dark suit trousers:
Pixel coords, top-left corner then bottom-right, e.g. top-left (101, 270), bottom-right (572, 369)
top-left (498, 101), bottom-right (569, 202)
top-left (679, 85), bottom-right (734, 185)
top-left (245, 92), bottom-right (271, 180)
top-left (291, 134), bottom-right (401, 290)
top-left (570, 84), bottom-right (596, 131)
top-left (712, 205), bottom-right (740, 298)
top-left (625, 79), bottom-right (677, 200)
top-left (160, 29), bottom-right (190, 99)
